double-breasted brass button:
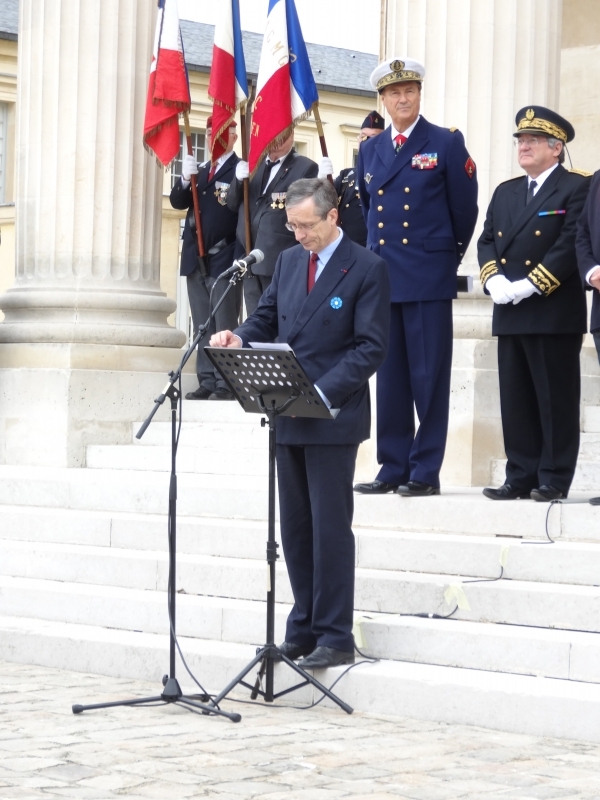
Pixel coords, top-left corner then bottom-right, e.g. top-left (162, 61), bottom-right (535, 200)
top-left (405, 187), bottom-right (410, 193)
top-left (501, 258), bottom-right (507, 265)
top-left (403, 222), bottom-right (409, 228)
top-left (378, 222), bottom-right (384, 228)
top-left (498, 231), bottom-right (502, 237)
top-left (377, 205), bottom-right (383, 211)
top-left (404, 205), bottom-right (410, 210)
top-left (535, 230), bottom-right (541, 236)
top-left (345, 203), bottom-right (350, 208)
top-left (380, 239), bottom-right (385, 245)
top-left (525, 260), bottom-right (531, 266)
top-left (402, 238), bottom-right (408, 244)
top-left (378, 189), bottom-right (384, 196)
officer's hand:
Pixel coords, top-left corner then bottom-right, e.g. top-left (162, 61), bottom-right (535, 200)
top-left (589, 267), bottom-right (600, 291)
top-left (486, 275), bottom-right (516, 305)
top-left (181, 154), bottom-right (198, 181)
top-left (318, 157), bottom-right (334, 179)
top-left (210, 330), bottom-right (243, 348)
top-left (511, 278), bottom-right (538, 305)
top-left (236, 160), bottom-right (250, 181)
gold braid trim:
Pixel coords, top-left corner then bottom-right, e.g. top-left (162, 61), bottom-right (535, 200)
top-left (516, 116), bottom-right (567, 142)
top-left (528, 264), bottom-right (561, 296)
top-left (377, 71), bottom-right (423, 90)
top-left (480, 260), bottom-right (499, 286)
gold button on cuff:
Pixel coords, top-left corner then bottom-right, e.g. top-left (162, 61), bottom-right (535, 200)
top-left (378, 189), bottom-right (384, 195)
top-left (404, 205), bottom-right (410, 210)
top-left (378, 222), bottom-right (384, 228)
top-left (501, 258), bottom-right (507, 265)
top-left (525, 260), bottom-right (531, 266)
top-left (535, 230), bottom-right (541, 236)
top-left (379, 239), bottom-right (385, 245)
top-left (498, 231), bottom-right (503, 237)
top-left (402, 238), bottom-right (408, 244)
top-left (403, 222), bottom-right (409, 228)
top-left (404, 187), bottom-right (410, 193)
top-left (377, 205), bottom-right (383, 211)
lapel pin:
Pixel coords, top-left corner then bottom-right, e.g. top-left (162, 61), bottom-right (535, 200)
top-left (330, 297), bottom-right (343, 310)
top-left (365, 174), bottom-right (373, 184)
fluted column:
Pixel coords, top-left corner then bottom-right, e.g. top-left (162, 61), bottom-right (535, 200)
top-left (0, 0), bottom-right (185, 347)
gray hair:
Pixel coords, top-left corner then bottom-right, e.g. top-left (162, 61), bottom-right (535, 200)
top-left (547, 136), bottom-right (565, 164)
top-left (285, 178), bottom-right (338, 217)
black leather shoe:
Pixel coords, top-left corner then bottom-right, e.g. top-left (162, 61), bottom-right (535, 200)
top-left (297, 646), bottom-right (355, 670)
top-left (483, 484), bottom-right (531, 500)
top-left (277, 642), bottom-right (315, 661)
top-left (530, 485), bottom-right (565, 502)
top-left (353, 480), bottom-right (398, 494)
top-left (208, 388), bottom-right (235, 401)
top-left (396, 481), bottom-right (440, 497)
top-left (590, 497), bottom-right (600, 506)
top-left (185, 386), bottom-right (212, 400)
top-left (298, 645), bottom-right (354, 669)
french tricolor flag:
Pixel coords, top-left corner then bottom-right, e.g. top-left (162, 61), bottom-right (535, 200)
top-left (143, 0), bottom-right (191, 167)
top-left (249, 0), bottom-right (319, 174)
top-left (208, 0), bottom-right (248, 163)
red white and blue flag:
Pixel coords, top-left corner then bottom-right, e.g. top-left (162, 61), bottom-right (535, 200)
top-left (249, 0), bottom-right (319, 174)
top-left (143, 0), bottom-right (191, 166)
top-left (208, 0), bottom-right (248, 163)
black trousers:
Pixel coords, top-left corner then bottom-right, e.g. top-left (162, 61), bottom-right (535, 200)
top-left (498, 333), bottom-right (583, 495)
top-left (243, 273), bottom-right (272, 316)
top-left (276, 442), bottom-right (359, 653)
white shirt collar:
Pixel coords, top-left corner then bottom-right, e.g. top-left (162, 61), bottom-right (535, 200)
top-left (391, 115), bottom-right (421, 142)
top-left (527, 162), bottom-right (559, 191)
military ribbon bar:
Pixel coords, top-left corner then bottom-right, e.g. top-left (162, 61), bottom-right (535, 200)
top-left (538, 210), bottom-right (566, 216)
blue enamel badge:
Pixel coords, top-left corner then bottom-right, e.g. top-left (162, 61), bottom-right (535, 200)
top-left (331, 297), bottom-right (343, 310)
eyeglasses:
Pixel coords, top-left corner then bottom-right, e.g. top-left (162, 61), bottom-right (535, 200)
top-left (285, 218), bottom-right (325, 233)
top-left (515, 136), bottom-right (545, 148)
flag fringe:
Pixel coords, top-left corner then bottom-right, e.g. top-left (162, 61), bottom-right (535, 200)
top-left (151, 97), bottom-right (190, 112)
top-left (143, 140), bottom-right (175, 169)
top-left (249, 104), bottom-right (315, 178)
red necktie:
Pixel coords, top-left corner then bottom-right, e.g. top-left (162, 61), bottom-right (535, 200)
top-left (394, 133), bottom-right (407, 151)
top-left (208, 163), bottom-right (217, 180)
top-left (307, 252), bottom-right (319, 293)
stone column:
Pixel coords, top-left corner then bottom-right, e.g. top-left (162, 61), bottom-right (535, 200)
top-left (0, 0), bottom-right (184, 348)
top-left (358, 0), bottom-right (564, 486)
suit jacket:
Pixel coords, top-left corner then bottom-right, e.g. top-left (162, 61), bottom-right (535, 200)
top-left (576, 170), bottom-right (600, 333)
top-left (169, 153), bottom-right (240, 279)
top-left (334, 167), bottom-right (368, 247)
top-left (227, 149), bottom-right (318, 277)
top-left (478, 165), bottom-right (591, 336)
top-left (232, 234), bottom-right (391, 445)
top-left (357, 117), bottom-right (478, 302)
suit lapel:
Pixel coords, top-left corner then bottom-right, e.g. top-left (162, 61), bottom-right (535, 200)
top-left (501, 166), bottom-right (564, 249)
top-left (375, 118), bottom-right (430, 185)
top-left (265, 150), bottom-right (295, 195)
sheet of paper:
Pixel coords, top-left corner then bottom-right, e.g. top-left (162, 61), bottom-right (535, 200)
top-left (248, 342), bottom-right (293, 351)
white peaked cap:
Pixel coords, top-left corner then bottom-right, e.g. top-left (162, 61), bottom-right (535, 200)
top-left (370, 57), bottom-right (426, 92)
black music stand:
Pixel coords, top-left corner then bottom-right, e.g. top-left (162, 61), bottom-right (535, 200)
top-left (204, 345), bottom-right (353, 715)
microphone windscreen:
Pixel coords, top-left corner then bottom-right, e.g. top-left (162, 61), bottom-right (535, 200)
top-left (249, 249), bottom-right (265, 264)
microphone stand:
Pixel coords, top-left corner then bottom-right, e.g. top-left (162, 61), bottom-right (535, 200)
top-left (71, 263), bottom-right (249, 723)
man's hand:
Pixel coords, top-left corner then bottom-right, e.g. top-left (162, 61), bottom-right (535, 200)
top-left (210, 330), bottom-right (243, 348)
top-left (318, 157), bottom-right (334, 179)
top-left (486, 274), bottom-right (517, 305)
top-left (235, 160), bottom-right (250, 181)
top-left (590, 267), bottom-right (600, 291)
top-left (181, 154), bottom-right (198, 181)
top-left (511, 277), bottom-right (538, 305)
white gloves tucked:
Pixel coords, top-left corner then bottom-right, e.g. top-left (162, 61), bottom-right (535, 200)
top-left (511, 278), bottom-right (539, 305)
top-left (486, 275), bottom-right (516, 305)
top-left (181, 154), bottom-right (198, 181)
top-left (235, 160), bottom-right (250, 181)
top-left (318, 157), bottom-right (334, 179)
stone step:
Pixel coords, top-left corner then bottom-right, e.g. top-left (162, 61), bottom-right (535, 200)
top-left (3, 615), bottom-right (600, 743)
top-left (161, 400), bottom-right (261, 425)
top-left (582, 405), bottom-right (600, 433)
top-left (134, 419), bottom-right (265, 448)
top-left (491, 458), bottom-right (600, 492)
top-left (578, 432), bottom-right (600, 459)
top-left (2, 539), bottom-right (600, 631)
top-left (86, 443), bottom-right (268, 475)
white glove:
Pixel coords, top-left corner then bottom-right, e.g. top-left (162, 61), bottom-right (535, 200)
top-left (511, 278), bottom-right (539, 305)
top-left (181, 154), bottom-right (198, 181)
top-left (235, 160), bottom-right (250, 181)
top-left (318, 157), bottom-right (334, 179)
top-left (486, 274), bottom-right (517, 305)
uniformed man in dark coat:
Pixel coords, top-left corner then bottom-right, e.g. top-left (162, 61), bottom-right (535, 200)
top-left (479, 106), bottom-right (591, 502)
top-left (227, 133), bottom-right (318, 315)
top-left (319, 111), bottom-right (385, 246)
top-left (353, 57), bottom-right (479, 498)
top-left (170, 117), bottom-right (241, 400)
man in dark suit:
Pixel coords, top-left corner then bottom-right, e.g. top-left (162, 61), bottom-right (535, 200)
top-left (170, 117), bottom-right (240, 400)
top-left (353, 58), bottom-right (479, 498)
top-left (227, 133), bottom-right (318, 315)
top-left (479, 106), bottom-right (591, 502)
top-left (211, 178), bottom-right (390, 669)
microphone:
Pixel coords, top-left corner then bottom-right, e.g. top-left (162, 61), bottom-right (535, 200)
top-left (221, 249), bottom-right (265, 279)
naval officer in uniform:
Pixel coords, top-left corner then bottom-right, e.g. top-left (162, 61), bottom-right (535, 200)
top-left (353, 58), bottom-right (479, 497)
top-left (479, 107), bottom-right (591, 502)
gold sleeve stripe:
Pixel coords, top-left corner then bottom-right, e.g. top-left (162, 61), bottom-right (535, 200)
top-left (528, 264), bottom-right (560, 296)
top-left (480, 260), bottom-right (499, 285)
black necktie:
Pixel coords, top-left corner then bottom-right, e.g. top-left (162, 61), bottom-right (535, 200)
top-left (527, 180), bottom-right (538, 205)
top-left (261, 159), bottom-right (280, 195)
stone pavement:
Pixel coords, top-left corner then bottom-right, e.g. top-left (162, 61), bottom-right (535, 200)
top-left (2, 661), bottom-right (600, 800)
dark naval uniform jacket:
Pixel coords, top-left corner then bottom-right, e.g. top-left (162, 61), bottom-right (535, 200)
top-left (357, 117), bottom-right (479, 301)
top-left (227, 149), bottom-right (318, 278)
top-left (170, 153), bottom-right (240, 279)
top-left (478, 164), bottom-right (591, 335)
top-left (576, 169), bottom-right (600, 333)
top-left (334, 168), bottom-right (368, 247)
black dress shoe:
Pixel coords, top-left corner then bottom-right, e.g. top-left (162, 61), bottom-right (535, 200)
top-left (185, 386), bottom-right (213, 400)
top-left (396, 480), bottom-right (440, 497)
top-left (590, 497), bottom-right (600, 506)
top-left (208, 388), bottom-right (235, 401)
top-left (530, 485), bottom-right (565, 502)
top-left (297, 646), bottom-right (355, 670)
top-left (277, 642), bottom-right (315, 661)
top-left (482, 484), bottom-right (531, 500)
top-left (353, 480), bottom-right (398, 494)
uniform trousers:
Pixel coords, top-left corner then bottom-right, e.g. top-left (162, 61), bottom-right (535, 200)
top-left (243, 274), bottom-right (272, 316)
top-left (376, 300), bottom-right (453, 487)
top-left (276, 442), bottom-right (359, 653)
top-left (186, 269), bottom-right (241, 391)
top-left (498, 333), bottom-right (583, 495)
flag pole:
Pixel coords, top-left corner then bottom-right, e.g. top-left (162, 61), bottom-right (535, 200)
top-left (312, 103), bottom-right (333, 185)
top-left (183, 111), bottom-right (208, 276)
top-left (239, 99), bottom-right (253, 256)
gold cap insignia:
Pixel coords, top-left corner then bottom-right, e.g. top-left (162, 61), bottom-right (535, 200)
top-left (391, 60), bottom-right (405, 72)
top-left (526, 108), bottom-right (535, 121)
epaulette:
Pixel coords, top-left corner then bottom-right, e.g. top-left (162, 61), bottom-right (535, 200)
top-left (570, 168), bottom-right (593, 177)
top-left (449, 127), bottom-right (458, 133)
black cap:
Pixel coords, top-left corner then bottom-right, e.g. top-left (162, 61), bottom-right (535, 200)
top-left (361, 110), bottom-right (385, 130)
top-left (513, 106), bottom-right (574, 143)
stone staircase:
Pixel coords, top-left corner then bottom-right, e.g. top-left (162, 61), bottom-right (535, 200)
top-left (2, 402), bottom-right (600, 742)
